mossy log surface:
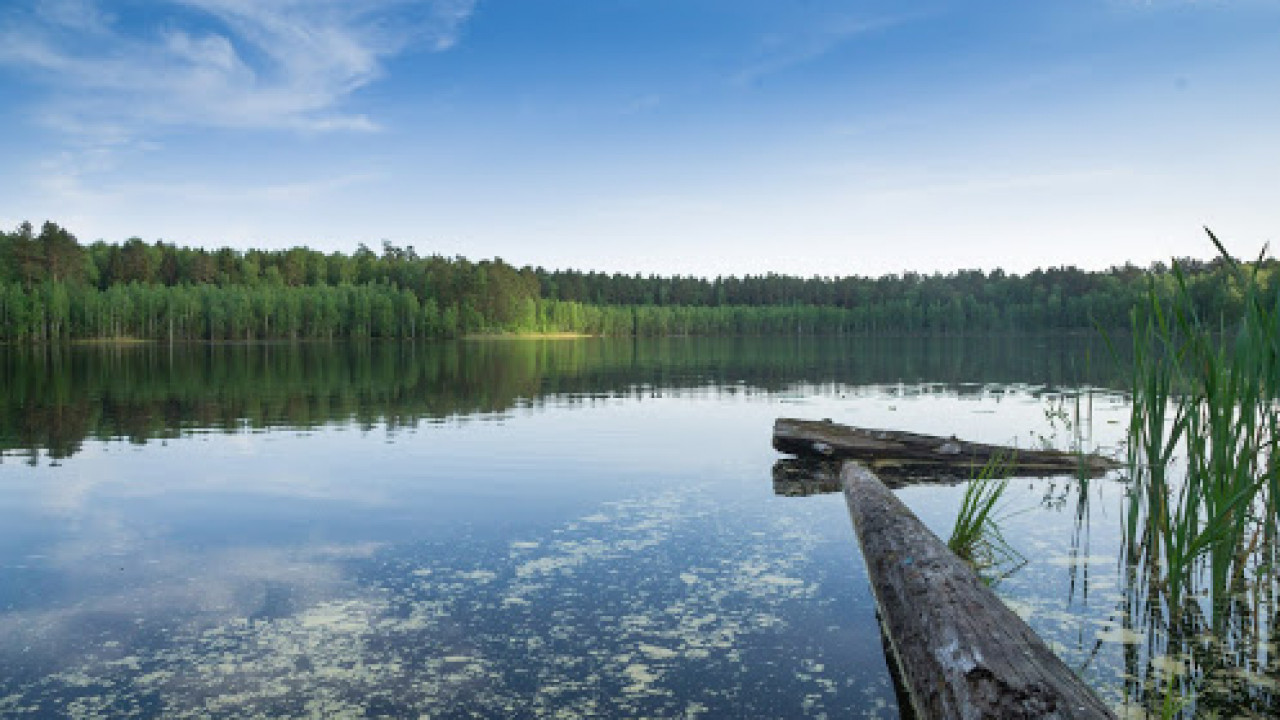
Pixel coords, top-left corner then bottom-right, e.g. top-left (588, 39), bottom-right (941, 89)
top-left (841, 461), bottom-right (1116, 719)
top-left (774, 418), bottom-right (1120, 477)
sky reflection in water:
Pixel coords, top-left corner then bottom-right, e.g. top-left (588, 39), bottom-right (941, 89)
top-left (0, 337), bottom-right (1149, 717)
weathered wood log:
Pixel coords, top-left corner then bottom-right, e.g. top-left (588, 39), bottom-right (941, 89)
top-left (774, 418), bottom-right (1120, 476)
top-left (841, 461), bottom-right (1115, 719)
top-left (773, 457), bottom-right (975, 495)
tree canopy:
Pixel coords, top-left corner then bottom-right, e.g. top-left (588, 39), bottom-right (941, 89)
top-left (1, 220), bottom-right (1268, 342)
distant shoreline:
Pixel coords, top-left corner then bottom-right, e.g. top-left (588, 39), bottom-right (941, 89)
top-left (0, 329), bottom-right (1116, 348)
top-left (6, 333), bottom-right (598, 346)
top-left (463, 332), bottom-right (593, 340)
top-left (71, 337), bottom-right (153, 345)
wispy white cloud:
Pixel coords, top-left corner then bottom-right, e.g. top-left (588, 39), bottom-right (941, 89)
top-left (620, 93), bottom-right (663, 116)
top-left (0, 0), bottom-right (475, 138)
top-left (30, 151), bottom-right (382, 221)
top-left (34, 0), bottom-right (115, 35)
top-left (732, 13), bottom-right (914, 88)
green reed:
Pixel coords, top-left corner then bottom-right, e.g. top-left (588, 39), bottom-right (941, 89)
top-left (1121, 229), bottom-right (1280, 627)
top-left (949, 453), bottom-right (1025, 582)
top-left (1108, 231), bottom-right (1280, 717)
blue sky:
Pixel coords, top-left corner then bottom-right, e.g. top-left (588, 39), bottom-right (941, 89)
top-left (1, 0), bottom-right (1278, 277)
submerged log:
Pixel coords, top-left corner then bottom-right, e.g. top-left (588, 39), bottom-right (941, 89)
top-left (841, 461), bottom-right (1115, 719)
top-left (773, 457), bottom-right (974, 495)
top-left (774, 418), bottom-right (1120, 476)
top-left (772, 458), bottom-right (844, 496)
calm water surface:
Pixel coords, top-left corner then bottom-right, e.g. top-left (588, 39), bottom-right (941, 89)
top-left (0, 335), bottom-right (1219, 717)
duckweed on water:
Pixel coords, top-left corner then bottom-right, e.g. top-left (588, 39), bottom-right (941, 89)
top-left (0, 490), bottom-right (895, 718)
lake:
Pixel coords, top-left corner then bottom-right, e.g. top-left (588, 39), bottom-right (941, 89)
top-left (0, 336), bottom-right (1272, 717)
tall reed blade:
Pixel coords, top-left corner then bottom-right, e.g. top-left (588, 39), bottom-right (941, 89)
top-left (1115, 229), bottom-right (1280, 715)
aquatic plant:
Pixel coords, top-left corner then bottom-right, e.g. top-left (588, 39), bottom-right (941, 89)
top-left (948, 454), bottom-right (1025, 581)
top-left (1115, 229), bottom-right (1280, 716)
top-left (1122, 232), bottom-right (1278, 616)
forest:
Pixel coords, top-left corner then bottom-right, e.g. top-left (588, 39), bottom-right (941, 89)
top-left (0, 220), bottom-right (1270, 341)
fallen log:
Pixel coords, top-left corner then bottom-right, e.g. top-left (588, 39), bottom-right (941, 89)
top-left (841, 461), bottom-right (1116, 718)
top-left (772, 457), bottom-right (975, 495)
top-left (774, 418), bottom-right (1120, 476)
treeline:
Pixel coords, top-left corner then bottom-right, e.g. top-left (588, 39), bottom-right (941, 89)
top-left (1, 220), bottom-right (1272, 341)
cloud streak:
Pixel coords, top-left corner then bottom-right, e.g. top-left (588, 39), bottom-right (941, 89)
top-left (731, 13), bottom-right (912, 88)
top-left (0, 0), bottom-right (475, 138)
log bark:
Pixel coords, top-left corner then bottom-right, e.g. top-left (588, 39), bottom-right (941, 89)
top-left (841, 461), bottom-right (1115, 719)
top-left (774, 418), bottom-right (1119, 477)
